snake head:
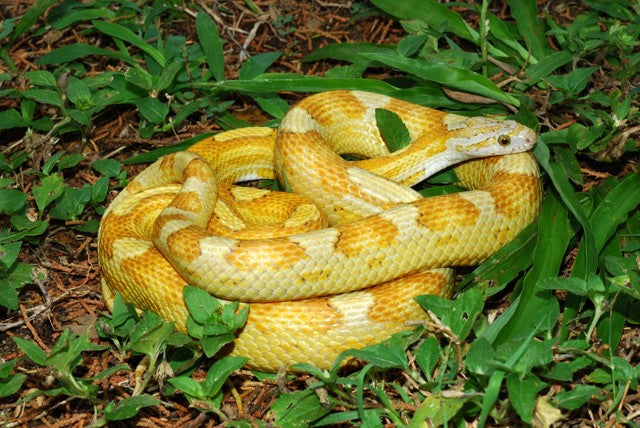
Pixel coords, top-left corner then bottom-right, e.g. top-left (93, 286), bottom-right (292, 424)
top-left (443, 114), bottom-right (537, 158)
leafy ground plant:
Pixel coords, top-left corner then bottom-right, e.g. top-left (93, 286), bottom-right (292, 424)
top-left (1, 0), bottom-right (639, 426)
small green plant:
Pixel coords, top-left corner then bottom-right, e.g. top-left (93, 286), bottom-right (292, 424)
top-left (13, 329), bottom-right (126, 401)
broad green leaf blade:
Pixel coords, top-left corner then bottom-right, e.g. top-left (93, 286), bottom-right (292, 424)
top-left (9, 0), bottom-right (58, 44)
top-left (506, 0), bottom-right (549, 61)
top-left (36, 43), bottom-right (135, 66)
top-left (203, 356), bottom-right (248, 396)
top-left (104, 394), bottom-right (160, 421)
top-left (370, 0), bottom-right (478, 43)
top-left (272, 390), bottom-right (333, 427)
top-left (196, 12), bottom-right (225, 82)
top-left (239, 52), bottom-right (282, 80)
top-left (93, 20), bottom-right (165, 67)
top-left (525, 51), bottom-right (573, 85)
top-left (361, 53), bottom-right (520, 106)
top-left (589, 172), bottom-right (640, 251)
top-left (375, 108), bottom-right (411, 152)
top-left (302, 42), bottom-right (395, 63)
top-left (493, 189), bottom-right (572, 344)
top-left (13, 337), bottom-right (48, 366)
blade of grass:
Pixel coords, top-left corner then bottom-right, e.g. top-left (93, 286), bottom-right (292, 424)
top-left (196, 12), bottom-right (225, 82)
top-left (506, 0), bottom-right (549, 62)
top-left (525, 51), bottom-right (573, 85)
top-left (535, 138), bottom-right (597, 275)
top-left (92, 20), bottom-right (165, 67)
top-left (302, 42), bottom-right (396, 63)
top-left (493, 189), bottom-right (573, 344)
top-left (36, 43), bottom-right (136, 66)
top-left (487, 13), bottom-right (533, 63)
top-left (9, 0), bottom-right (58, 44)
top-left (370, 0), bottom-right (478, 45)
top-left (361, 53), bottom-right (520, 106)
top-left (215, 75), bottom-right (465, 108)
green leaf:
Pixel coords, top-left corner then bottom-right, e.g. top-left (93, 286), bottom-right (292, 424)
top-left (91, 177), bottom-right (109, 204)
top-left (37, 43), bottom-right (134, 66)
top-left (0, 372), bottom-right (26, 398)
top-left (22, 89), bottom-right (63, 108)
top-left (375, 108), bottom-right (411, 152)
top-left (104, 394), bottom-right (159, 421)
top-left (0, 241), bottom-right (21, 270)
top-left (302, 42), bottom-right (395, 64)
top-left (411, 393), bottom-right (467, 427)
top-left (49, 185), bottom-right (92, 220)
top-left (203, 356), bottom-right (248, 396)
top-left (0, 189), bottom-right (27, 214)
top-left (0, 281), bottom-right (19, 310)
top-left (506, 0), bottom-right (549, 61)
top-left (491, 189), bottom-right (572, 344)
top-left (128, 312), bottom-right (174, 357)
top-left (13, 337), bottom-right (48, 366)
top-left (66, 77), bottom-right (93, 109)
top-left (9, 0), bottom-right (58, 43)
top-left (513, 339), bottom-right (555, 374)
top-left (254, 94), bottom-right (290, 119)
top-left (545, 67), bottom-right (597, 96)
top-left (239, 51), bottom-right (282, 80)
top-left (272, 390), bottom-right (333, 428)
top-left (25, 70), bottom-right (57, 87)
top-left (589, 172), bottom-right (640, 252)
top-left (506, 373), bottom-right (546, 423)
top-left (416, 286), bottom-right (484, 340)
top-left (487, 13), bottom-right (530, 63)
top-left (196, 12), bottom-right (225, 81)
top-left (525, 51), bottom-right (573, 84)
top-left (52, 8), bottom-right (114, 30)
top-left (92, 159), bottom-right (122, 178)
top-left (555, 385), bottom-right (601, 410)
top-left (465, 337), bottom-right (495, 375)
top-left (135, 97), bottom-right (169, 124)
top-left (396, 34), bottom-right (428, 57)
top-left (0, 109), bottom-right (27, 130)
top-left (370, 0), bottom-right (478, 44)
top-left (33, 173), bottom-right (64, 214)
top-left (361, 53), bottom-right (519, 106)
top-left (57, 153), bottom-right (84, 171)
top-left (93, 20), bottom-right (165, 67)
top-left (342, 330), bottom-right (421, 370)
top-left (124, 67), bottom-right (153, 91)
top-left (414, 336), bottom-right (440, 378)
top-left (167, 376), bottom-right (204, 398)
top-left (184, 286), bottom-right (221, 324)
top-left (156, 61), bottom-right (182, 92)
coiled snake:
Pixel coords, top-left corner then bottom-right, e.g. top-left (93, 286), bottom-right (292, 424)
top-left (98, 90), bottom-right (541, 372)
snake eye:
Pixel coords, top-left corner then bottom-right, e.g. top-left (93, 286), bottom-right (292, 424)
top-left (498, 135), bottom-right (511, 146)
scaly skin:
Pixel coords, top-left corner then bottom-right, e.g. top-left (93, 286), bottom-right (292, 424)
top-left (98, 91), bottom-right (541, 372)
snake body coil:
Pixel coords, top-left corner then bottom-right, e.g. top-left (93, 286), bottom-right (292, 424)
top-left (98, 91), bottom-right (541, 371)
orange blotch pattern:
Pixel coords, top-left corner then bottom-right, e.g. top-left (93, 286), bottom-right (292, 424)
top-left (169, 191), bottom-right (203, 214)
top-left (248, 298), bottom-right (344, 335)
top-left (336, 216), bottom-right (399, 257)
top-left (297, 91), bottom-right (365, 127)
top-left (487, 172), bottom-right (541, 218)
top-left (417, 194), bottom-right (481, 231)
top-left (226, 238), bottom-right (309, 271)
top-left (165, 225), bottom-right (205, 263)
top-left (367, 270), bottom-right (450, 323)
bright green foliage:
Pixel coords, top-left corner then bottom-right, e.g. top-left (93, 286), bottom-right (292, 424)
top-left (13, 329), bottom-right (122, 401)
top-left (184, 285), bottom-right (249, 358)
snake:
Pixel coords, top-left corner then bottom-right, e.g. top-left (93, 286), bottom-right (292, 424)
top-left (98, 90), bottom-right (542, 372)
